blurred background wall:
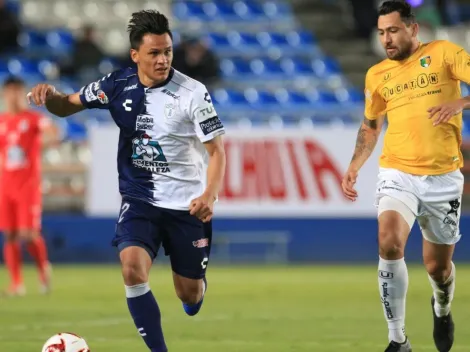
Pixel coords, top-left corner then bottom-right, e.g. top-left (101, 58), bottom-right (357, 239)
top-left (2, 0), bottom-right (470, 265)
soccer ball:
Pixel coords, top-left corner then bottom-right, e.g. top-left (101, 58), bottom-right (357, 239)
top-left (41, 333), bottom-right (90, 352)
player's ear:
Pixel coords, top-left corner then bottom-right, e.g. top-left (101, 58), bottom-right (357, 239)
top-left (411, 23), bottom-right (419, 38)
top-left (130, 48), bottom-right (139, 64)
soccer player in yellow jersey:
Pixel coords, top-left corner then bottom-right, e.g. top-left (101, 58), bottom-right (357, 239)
top-left (342, 1), bottom-right (470, 351)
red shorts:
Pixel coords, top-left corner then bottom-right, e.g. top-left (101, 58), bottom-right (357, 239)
top-left (0, 188), bottom-right (42, 231)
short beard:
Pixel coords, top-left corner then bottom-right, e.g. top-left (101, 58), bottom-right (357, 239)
top-left (387, 43), bottom-right (413, 61)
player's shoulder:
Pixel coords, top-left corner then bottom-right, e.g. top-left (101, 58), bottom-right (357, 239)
top-left (170, 69), bottom-right (207, 95)
top-left (425, 39), bottom-right (460, 51)
top-left (96, 67), bottom-right (138, 90)
top-left (364, 59), bottom-right (393, 89)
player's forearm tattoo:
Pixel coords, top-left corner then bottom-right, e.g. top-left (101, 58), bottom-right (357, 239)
top-left (351, 118), bottom-right (379, 162)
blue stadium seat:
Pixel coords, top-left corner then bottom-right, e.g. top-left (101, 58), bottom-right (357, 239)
top-left (220, 58), bottom-right (251, 78)
top-left (46, 29), bottom-right (74, 55)
top-left (37, 59), bottom-right (59, 79)
top-left (7, 58), bottom-right (41, 76)
top-left (280, 58), bottom-right (314, 75)
top-left (18, 30), bottom-right (47, 52)
top-left (6, 0), bottom-right (20, 15)
top-left (212, 88), bottom-right (248, 107)
top-left (64, 120), bottom-right (87, 141)
top-left (334, 88), bottom-right (364, 104)
top-left (261, 1), bottom-right (291, 19)
top-left (250, 58), bottom-right (284, 78)
top-left (206, 33), bottom-right (230, 47)
top-left (311, 57), bottom-right (341, 78)
top-left (173, 2), bottom-right (206, 20)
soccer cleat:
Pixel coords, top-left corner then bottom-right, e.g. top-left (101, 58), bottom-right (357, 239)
top-left (183, 277), bottom-right (207, 316)
top-left (384, 338), bottom-right (412, 352)
top-left (431, 296), bottom-right (454, 352)
top-left (2, 284), bottom-right (26, 297)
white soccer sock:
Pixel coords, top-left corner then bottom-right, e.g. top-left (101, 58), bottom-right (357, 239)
top-left (125, 282), bottom-right (151, 298)
top-left (428, 262), bottom-right (455, 318)
top-left (378, 257), bottom-right (408, 343)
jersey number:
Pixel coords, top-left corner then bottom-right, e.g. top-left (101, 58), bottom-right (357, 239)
top-left (118, 202), bottom-right (130, 223)
top-left (123, 99), bottom-right (132, 111)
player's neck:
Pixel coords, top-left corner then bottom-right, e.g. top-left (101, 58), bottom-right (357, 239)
top-left (137, 69), bottom-right (173, 88)
top-left (6, 106), bottom-right (26, 116)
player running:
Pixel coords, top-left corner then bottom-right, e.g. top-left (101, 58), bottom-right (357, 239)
top-left (28, 11), bottom-right (226, 352)
top-left (342, 2), bottom-right (470, 351)
top-left (0, 76), bottom-right (54, 296)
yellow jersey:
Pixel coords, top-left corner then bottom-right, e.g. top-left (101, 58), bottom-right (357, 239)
top-left (364, 40), bottom-right (470, 175)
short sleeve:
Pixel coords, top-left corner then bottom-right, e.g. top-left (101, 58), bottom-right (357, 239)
top-left (79, 72), bottom-right (115, 109)
top-left (364, 69), bottom-right (386, 120)
top-left (189, 86), bottom-right (225, 143)
top-left (444, 41), bottom-right (470, 84)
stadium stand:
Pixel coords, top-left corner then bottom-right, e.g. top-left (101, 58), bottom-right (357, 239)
top-left (1, 0), bottom-right (470, 211)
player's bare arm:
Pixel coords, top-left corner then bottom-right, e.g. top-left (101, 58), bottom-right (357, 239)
top-left (428, 96), bottom-right (470, 126)
top-left (27, 84), bottom-right (85, 117)
top-left (342, 116), bottom-right (384, 201)
top-left (189, 135), bottom-right (226, 223)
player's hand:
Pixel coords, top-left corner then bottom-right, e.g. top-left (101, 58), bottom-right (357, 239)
top-left (27, 84), bottom-right (56, 107)
top-left (342, 168), bottom-right (358, 202)
top-left (189, 193), bottom-right (215, 223)
top-left (428, 99), bottom-right (467, 126)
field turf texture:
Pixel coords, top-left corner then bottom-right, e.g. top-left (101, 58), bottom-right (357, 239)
top-left (1, 265), bottom-right (469, 351)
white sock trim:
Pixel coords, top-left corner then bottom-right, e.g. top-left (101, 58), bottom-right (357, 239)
top-left (125, 282), bottom-right (150, 298)
top-left (379, 256), bottom-right (405, 264)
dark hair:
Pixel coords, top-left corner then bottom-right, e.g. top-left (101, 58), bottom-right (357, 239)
top-left (378, 1), bottom-right (416, 25)
top-left (2, 76), bottom-right (24, 88)
top-left (127, 10), bottom-right (173, 49)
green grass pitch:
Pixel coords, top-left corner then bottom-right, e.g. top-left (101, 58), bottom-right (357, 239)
top-left (0, 265), bottom-right (469, 351)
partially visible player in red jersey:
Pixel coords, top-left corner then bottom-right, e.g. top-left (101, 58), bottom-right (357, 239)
top-left (0, 76), bottom-right (56, 296)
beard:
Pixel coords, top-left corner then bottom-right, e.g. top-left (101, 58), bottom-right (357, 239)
top-left (386, 41), bottom-right (413, 61)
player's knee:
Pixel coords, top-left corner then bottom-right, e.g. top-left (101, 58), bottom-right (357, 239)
top-left (18, 230), bottom-right (34, 243)
top-left (175, 283), bottom-right (203, 305)
top-left (425, 259), bottom-right (452, 283)
top-left (378, 229), bottom-right (405, 259)
top-left (121, 262), bottom-right (148, 286)
top-left (3, 231), bottom-right (17, 242)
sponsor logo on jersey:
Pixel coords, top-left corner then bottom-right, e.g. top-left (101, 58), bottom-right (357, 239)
top-left (124, 84), bottom-right (138, 92)
top-left (199, 116), bottom-right (223, 135)
top-left (192, 238), bottom-right (209, 248)
top-left (131, 133), bottom-right (170, 173)
top-left (136, 115), bottom-right (154, 130)
top-left (420, 55), bottom-right (431, 68)
top-left (161, 88), bottom-right (179, 99)
top-left (97, 90), bottom-right (108, 104)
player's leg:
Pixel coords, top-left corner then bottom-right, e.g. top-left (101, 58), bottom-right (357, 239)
top-left (113, 199), bottom-right (167, 352)
top-left (17, 195), bottom-right (50, 292)
top-left (418, 179), bottom-right (462, 351)
top-left (378, 196), bottom-right (415, 349)
top-left (2, 230), bottom-right (24, 296)
top-left (375, 169), bottom-right (418, 351)
top-left (163, 209), bottom-right (211, 316)
top-left (0, 195), bottom-right (25, 295)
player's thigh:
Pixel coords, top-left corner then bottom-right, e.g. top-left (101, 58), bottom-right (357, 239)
top-left (0, 193), bottom-right (17, 234)
top-left (375, 169), bottom-right (418, 255)
top-left (113, 198), bottom-right (164, 281)
top-left (162, 209), bottom-right (212, 280)
top-left (418, 171), bottom-right (463, 246)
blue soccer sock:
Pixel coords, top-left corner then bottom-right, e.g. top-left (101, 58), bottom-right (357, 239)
top-left (126, 283), bottom-right (167, 352)
top-left (183, 277), bottom-right (207, 316)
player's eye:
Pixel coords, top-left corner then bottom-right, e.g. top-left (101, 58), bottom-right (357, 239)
top-left (164, 50), bottom-right (172, 56)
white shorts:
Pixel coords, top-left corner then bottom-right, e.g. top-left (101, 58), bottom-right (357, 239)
top-left (375, 167), bottom-right (464, 245)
